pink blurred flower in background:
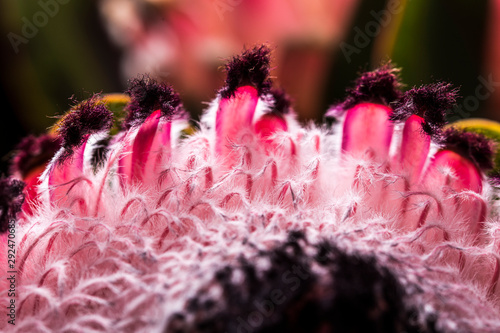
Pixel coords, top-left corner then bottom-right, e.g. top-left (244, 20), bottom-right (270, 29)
top-left (99, 0), bottom-right (360, 120)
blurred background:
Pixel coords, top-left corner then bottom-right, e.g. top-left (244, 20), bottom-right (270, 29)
top-left (0, 0), bottom-right (497, 175)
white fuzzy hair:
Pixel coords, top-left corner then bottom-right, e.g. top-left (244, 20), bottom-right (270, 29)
top-left (2, 98), bottom-right (500, 333)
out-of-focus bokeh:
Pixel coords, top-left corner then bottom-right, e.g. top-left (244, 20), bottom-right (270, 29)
top-left (0, 0), bottom-right (496, 174)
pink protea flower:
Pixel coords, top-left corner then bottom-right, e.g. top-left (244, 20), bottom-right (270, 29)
top-left (3, 45), bottom-right (500, 332)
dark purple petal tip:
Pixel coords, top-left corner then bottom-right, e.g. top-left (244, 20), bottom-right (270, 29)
top-left (441, 128), bottom-right (495, 170)
top-left (330, 64), bottom-right (402, 115)
top-left (0, 177), bottom-right (25, 233)
top-left (267, 88), bottom-right (292, 114)
top-left (11, 135), bottom-right (62, 178)
top-left (220, 45), bottom-right (272, 99)
top-left (391, 83), bottom-right (459, 137)
top-left (488, 172), bottom-right (500, 187)
top-left (125, 75), bottom-right (184, 129)
top-left (58, 95), bottom-right (113, 160)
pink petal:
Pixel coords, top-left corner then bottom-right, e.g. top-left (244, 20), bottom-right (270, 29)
top-left (422, 150), bottom-right (484, 242)
top-left (117, 137), bottom-right (133, 187)
top-left (341, 103), bottom-right (393, 161)
top-left (424, 150), bottom-right (482, 193)
top-left (398, 115), bottom-right (431, 181)
top-left (216, 86), bottom-right (259, 165)
top-left (150, 120), bottom-right (172, 174)
top-left (48, 137), bottom-right (87, 203)
top-left (254, 113), bottom-right (288, 152)
top-left (119, 110), bottom-right (161, 186)
top-left (254, 113), bottom-right (288, 138)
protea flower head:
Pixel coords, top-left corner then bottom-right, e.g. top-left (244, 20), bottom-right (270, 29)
top-left (3, 45), bottom-right (500, 333)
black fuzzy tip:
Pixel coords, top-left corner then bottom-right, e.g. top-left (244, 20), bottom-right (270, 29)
top-left (57, 95), bottom-right (113, 161)
top-left (488, 171), bottom-right (500, 187)
top-left (332, 64), bottom-right (402, 114)
top-left (220, 45), bottom-right (272, 99)
top-left (0, 177), bottom-right (25, 233)
top-left (11, 135), bottom-right (62, 178)
top-left (392, 83), bottom-right (459, 137)
top-left (125, 75), bottom-right (183, 129)
top-left (267, 88), bottom-right (292, 114)
top-left (441, 128), bottom-right (495, 170)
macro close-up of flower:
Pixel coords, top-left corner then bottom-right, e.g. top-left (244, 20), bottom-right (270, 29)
top-left (2, 44), bottom-right (500, 332)
top-left (3, 1), bottom-right (500, 332)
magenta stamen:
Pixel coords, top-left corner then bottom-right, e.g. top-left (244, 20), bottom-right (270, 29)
top-left (216, 86), bottom-right (259, 164)
top-left (342, 103), bottom-right (393, 161)
top-left (398, 115), bottom-right (431, 180)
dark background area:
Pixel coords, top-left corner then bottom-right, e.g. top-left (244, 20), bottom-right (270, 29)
top-left (0, 1), bottom-right (123, 174)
